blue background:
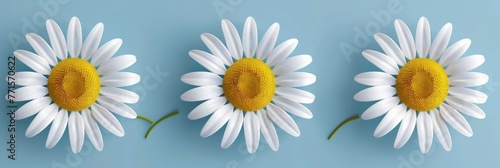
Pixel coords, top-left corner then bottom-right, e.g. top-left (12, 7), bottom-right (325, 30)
top-left (1, 0), bottom-right (500, 167)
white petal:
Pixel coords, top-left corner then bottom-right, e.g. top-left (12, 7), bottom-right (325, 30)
top-left (46, 19), bottom-right (67, 60)
top-left (100, 87), bottom-right (140, 104)
top-left (68, 112), bottom-right (85, 153)
top-left (267, 103), bottom-right (300, 137)
top-left (221, 109), bottom-right (243, 149)
top-left (26, 104), bottom-right (58, 138)
top-left (276, 72), bottom-right (316, 87)
top-left (82, 109), bottom-right (103, 151)
top-left (222, 19), bottom-right (243, 60)
top-left (97, 96), bottom-right (137, 119)
top-left (354, 72), bottom-right (396, 86)
top-left (181, 86), bottom-right (223, 102)
top-left (439, 104), bottom-right (473, 137)
top-left (449, 72), bottom-right (488, 87)
top-left (257, 110), bottom-right (279, 151)
top-left (394, 109), bottom-right (417, 149)
top-left (81, 23), bottom-right (104, 60)
top-left (200, 104), bottom-right (233, 138)
top-left (90, 38), bottom-right (122, 66)
top-left (446, 55), bottom-right (485, 75)
top-left (12, 85), bottom-right (47, 102)
top-left (362, 50), bottom-right (399, 75)
top-left (91, 103), bottom-right (125, 137)
top-left (361, 97), bottom-right (399, 120)
top-left (439, 38), bottom-right (471, 66)
top-left (448, 87), bottom-right (487, 104)
top-left (242, 17), bottom-right (258, 58)
top-left (415, 17), bottom-right (431, 58)
top-left (256, 23), bottom-right (280, 60)
top-left (14, 50), bottom-right (51, 75)
top-left (394, 19), bottom-right (416, 60)
top-left (101, 72), bottom-right (140, 87)
top-left (275, 87), bottom-right (315, 104)
top-left (26, 33), bottom-right (57, 65)
top-left (374, 33), bottom-right (405, 66)
top-left (67, 17), bottom-right (82, 58)
top-left (445, 96), bottom-right (485, 119)
top-left (188, 97), bottom-right (227, 120)
top-left (189, 50), bottom-right (226, 75)
top-left (244, 112), bottom-right (260, 153)
top-left (416, 112), bottom-right (433, 153)
top-left (201, 33), bottom-right (232, 66)
top-left (273, 54), bottom-right (312, 75)
top-left (266, 38), bottom-right (298, 66)
top-left (181, 72), bottom-right (222, 86)
top-left (11, 72), bottom-right (47, 86)
top-left (354, 86), bottom-right (396, 102)
top-left (429, 109), bottom-right (452, 151)
top-left (272, 95), bottom-right (313, 119)
top-left (97, 54), bottom-right (136, 75)
top-left (16, 96), bottom-right (51, 120)
top-left (429, 23), bottom-right (452, 60)
top-left (46, 109), bottom-right (68, 149)
top-left (374, 103), bottom-right (406, 138)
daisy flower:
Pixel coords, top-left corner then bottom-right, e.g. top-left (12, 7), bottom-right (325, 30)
top-left (11, 17), bottom-right (140, 153)
top-left (181, 17), bottom-right (316, 153)
top-left (354, 17), bottom-right (488, 153)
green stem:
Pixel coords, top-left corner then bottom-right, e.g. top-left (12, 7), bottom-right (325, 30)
top-left (136, 115), bottom-right (153, 124)
top-left (145, 111), bottom-right (179, 139)
top-left (328, 115), bottom-right (360, 140)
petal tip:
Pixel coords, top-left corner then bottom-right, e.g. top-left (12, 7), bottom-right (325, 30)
top-left (96, 22), bottom-right (104, 27)
top-left (45, 143), bottom-right (54, 149)
top-left (187, 113), bottom-right (196, 120)
top-left (180, 92), bottom-right (189, 101)
top-left (247, 146), bottom-right (257, 154)
top-left (200, 132), bottom-right (209, 138)
top-left (221, 19), bottom-right (231, 25)
top-left (200, 33), bottom-right (211, 39)
top-left (117, 132), bottom-right (125, 137)
top-left (289, 128), bottom-right (301, 137)
top-left (443, 22), bottom-right (453, 29)
top-left (271, 22), bottom-right (280, 28)
top-left (444, 145), bottom-right (452, 152)
top-left (304, 114), bottom-right (313, 119)
top-left (465, 131), bottom-right (473, 137)
top-left (373, 33), bottom-right (385, 38)
top-left (393, 143), bottom-right (403, 149)
top-left (96, 146), bottom-right (103, 151)
top-left (360, 114), bottom-right (371, 120)
top-left (46, 19), bottom-right (55, 24)
top-left (270, 145), bottom-right (279, 151)
top-left (394, 19), bottom-right (404, 24)
top-left (25, 131), bottom-right (35, 138)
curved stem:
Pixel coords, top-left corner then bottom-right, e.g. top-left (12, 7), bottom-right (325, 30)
top-left (328, 115), bottom-right (360, 140)
top-left (136, 115), bottom-right (153, 124)
top-left (145, 111), bottom-right (179, 139)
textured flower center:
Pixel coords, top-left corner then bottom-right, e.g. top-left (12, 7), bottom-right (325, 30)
top-left (48, 58), bottom-right (100, 111)
top-left (223, 58), bottom-right (276, 111)
top-left (396, 58), bottom-right (448, 111)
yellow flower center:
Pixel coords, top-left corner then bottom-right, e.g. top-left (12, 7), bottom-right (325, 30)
top-left (396, 58), bottom-right (449, 111)
top-left (48, 58), bottom-right (100, 111)
top-left (223, 58), bottom-right (276, 112)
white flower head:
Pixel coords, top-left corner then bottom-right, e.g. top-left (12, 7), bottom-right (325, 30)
top-left (11, 17), bottom-right (140, 153)
top-left (181, 17), bottom-right (316, 153)
top-left (355, 17), bottom-right (488, 153)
